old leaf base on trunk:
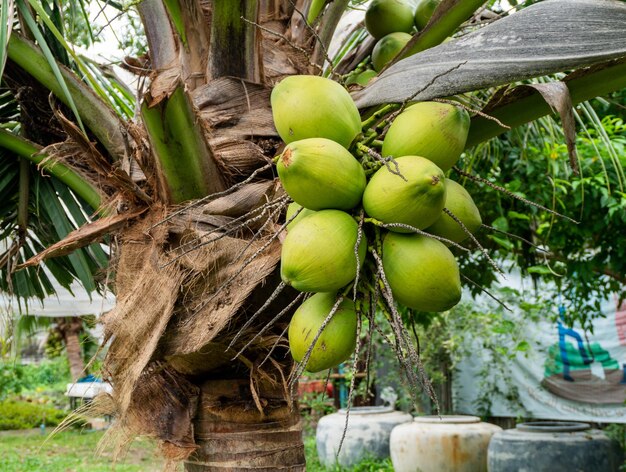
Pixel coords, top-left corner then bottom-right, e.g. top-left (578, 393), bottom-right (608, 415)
top-left (187, 379), bottom-right (305, 471)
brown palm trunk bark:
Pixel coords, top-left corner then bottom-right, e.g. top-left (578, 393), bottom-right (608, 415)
top-left (57, 318), bottom-right (85, 381)
top-left (186, 379), bottom-right (305, 471)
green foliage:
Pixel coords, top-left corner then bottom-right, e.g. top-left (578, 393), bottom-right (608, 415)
top-left (304, 434), bottom-right (394, 472)
top-left (0, 357), bottom-right (70, 400)
top-left (411, 286), bottom-right (542, 416)
top-left (461, 107), bottom-right (626, 330)
top-left (0, 429), bottom-right (166, 471)
top-left (0, 399), bottom-right (66, 430)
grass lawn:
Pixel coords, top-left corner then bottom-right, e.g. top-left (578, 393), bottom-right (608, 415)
top-left (0, 428), bottom-right (170, 472)
top-left (0, 426), bottom-right (392, 471)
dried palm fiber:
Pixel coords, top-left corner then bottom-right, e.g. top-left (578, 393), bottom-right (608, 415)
top-left (208, 137), bottom-right (270, 182)
top-left (193, 77), bottom-right (277, 138)
top-left (160, 231), bottom-right (282, 368)
top-left (101, 209), bottom-right (185, 416)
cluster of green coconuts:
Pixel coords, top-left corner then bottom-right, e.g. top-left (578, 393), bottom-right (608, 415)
top-left (271, 49), bottom-right (480, 374)
top-left (347, 0), bottom-right (441, 85)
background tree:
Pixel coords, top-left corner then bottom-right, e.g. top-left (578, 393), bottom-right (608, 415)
top-left (1, 0), bottom-right (626, 470)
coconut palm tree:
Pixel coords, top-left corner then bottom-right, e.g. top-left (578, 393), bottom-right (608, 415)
top-left (2, 0), bottom-right (626, 469)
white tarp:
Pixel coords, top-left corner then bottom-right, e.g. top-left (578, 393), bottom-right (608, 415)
top-left (1, 281), bottom-right (115, 318)
top-left (454, 282), bottom-right (626, 423)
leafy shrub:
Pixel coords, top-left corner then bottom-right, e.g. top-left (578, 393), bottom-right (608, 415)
top-left (0, 400), bottom-right (67, 430)
top-left (0, 357), bottom-right (71, 400)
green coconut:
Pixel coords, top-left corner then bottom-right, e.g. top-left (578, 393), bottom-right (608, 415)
top-left (281, 210), bottom-right (367, 292)
top-left (382, 101), bottom-right (470, 172)
top-left (414, 0), bottom-right (441, 29)
top-left (277, 138), bottom-right (366, 211)
top-left (362, 155), bottom-right (446, 231)
top-left (271, 75), bottom-right (361, 149)
top-left (355, 69), bottom-right (378, 86)
top-left (383, 232), bottom-right (461, 311)
top-left (427, 179), bottom-right (482, 244)
top-left (286, 202), bottom-right (316, 231)
top-left (365, 0), bottom-right (415, 39)
top-left (372, 32), bottom-right (412, 72)
top-left (288, 292), bottom-right (357, 372)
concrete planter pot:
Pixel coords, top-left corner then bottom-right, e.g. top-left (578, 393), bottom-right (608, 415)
top-left (488, 421), bottom-right (622, 472)
top-left (390, 415), bottom-right (501, 472)
top-left (316, 406), bottom-right (412, 468)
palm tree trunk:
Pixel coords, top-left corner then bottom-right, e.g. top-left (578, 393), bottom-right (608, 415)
top-left (57, 318), bottom-right (85, 381)
top-left (186, 379), bottom-right (305, 471)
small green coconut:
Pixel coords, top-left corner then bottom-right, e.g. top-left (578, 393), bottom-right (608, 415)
top-left (277, 138), bottom-right (366, 211)
top-left (365, 0), bottom-right (415, 39)
top-left (383, 232), bottom-right (461, 312)
top-left (414, 0), bottom-right (441, 29)
top-left (355, 69), bottom-right (378, 86)
top-left (288, 292), bottom-right (357, 372)
top-left (286, 202), bottom-right (316, 231)
top-left (427, 179), bottom-right (482, 244)
top-left (382, 101), bottom-right (470, 172)
top-left (271, 75), bottom-right (361, 149)
top-left (372, 32), bottom-right (412, 72)
top-left (362, 155), bottom-right (446, 231)
top-left (281, 210), bottom-right (367, 292)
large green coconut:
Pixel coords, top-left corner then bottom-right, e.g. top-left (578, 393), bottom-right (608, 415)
top-left (427, 179), bottom-right (482, 244)
top-left (382, 102), bottom-right (470, 172)
top-left (277, 138), bottom-right (366, 211)
top-left (372, 32), bottom-right (412, 72)
top-left (414, 0), bottom-right (441, 29)
top-left (383, 233), bottom-right (461, 312)
top-left (365, 0), bottom-right (415, 39)
top-left (271, 75), bottom-right (361, 149)
top-left (288, 292), bottom-right (357, 372)
top-left (286, 202), bottom-right (316, 231)
top-left (281, 210), bottom-right (367, 292)
top-left (362, 155), bottom-right (446, 231)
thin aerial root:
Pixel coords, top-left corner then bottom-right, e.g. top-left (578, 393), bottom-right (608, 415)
top-left (453, 167), bottom-right (579, 224)
top-left (161, 195), bottom-right (289, 268)
top-left (382, 62), bottom-right (469, 128)
top-left (364, 290), bottom-right (377, 395)
top-left (151, 163), bottom-right (274, 229)
top-left (377, 222), bottom-right (470, 253)
top-left (232, 291), bottom-right (305, 359)
top-left (481, 224), bottom-right (548, 253)
top-left (461, 274), bottom-right (512, 312)
top-left (433, 98), bottom-right (511, 130)
top-left (371, 249), bottom-right (437, 408)
top-left (192, 212), bottom-right (296, 314)
top-left (227, 282), bottom-right (288, 351)
top-left (371, 254), bottom-right (420, 392)
top-left (353, 210), bottom-right (365, 301)
top-left (356, 143), bottom-right (406, 181)
top-left (241, 17), bottom-right (323, 74)
top-left (259, 324), bottom-right (290, 369)
top-left (321, 369), bottom-right (332, 403)
top-left (288, 295), bottom-right (344, 392)
top-left (336, 311), bottom-right (363, 462)
top-left (287, 0), bottom-right (337, 77)
top-left (443, 207), bottom-right (505, 277)
top-left (232, 198), bottom-right (292, 263)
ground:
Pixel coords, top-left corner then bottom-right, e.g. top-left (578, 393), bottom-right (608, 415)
top-left (0, 428), bottom-right (393, 471)
top-left (0, 429), bottom-right (169, 471)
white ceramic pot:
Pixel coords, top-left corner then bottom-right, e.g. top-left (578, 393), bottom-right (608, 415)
top-left (316, 406), bottom-right (412, 468)
top-left (390, 415), bottom-right (502, 472)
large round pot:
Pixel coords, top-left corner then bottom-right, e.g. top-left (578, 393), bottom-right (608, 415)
top-left (316, 405), bottom-right (412, 467)
top-left (488, 421), bottom-right (622, 472)
top-left (390, 415), bottom-right (502, 472)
